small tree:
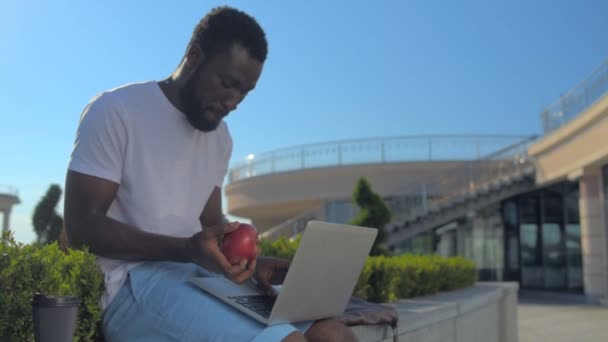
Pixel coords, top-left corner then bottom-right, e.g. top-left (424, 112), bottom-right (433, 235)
top-left (350, 177), bottom-right (392, 256)
top-left (32, 184), bottom-right (64, 245)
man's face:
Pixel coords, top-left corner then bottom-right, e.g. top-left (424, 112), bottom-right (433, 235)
top-left (180, 42), bottom-right (263, 132)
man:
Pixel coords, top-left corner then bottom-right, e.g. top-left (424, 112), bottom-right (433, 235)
top-left (63, 6), bottom-right (357, 342)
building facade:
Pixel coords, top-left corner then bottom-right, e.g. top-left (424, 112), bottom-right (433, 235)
top-left (225, 60), bottom-right (608, 303)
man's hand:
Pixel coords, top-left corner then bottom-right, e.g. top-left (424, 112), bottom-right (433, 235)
top-left (186, 221), bottom-right (257, 284)
top-left (254, 257), bottom-right (291, 296)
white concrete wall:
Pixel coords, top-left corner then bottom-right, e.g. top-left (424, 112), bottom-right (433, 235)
top-left (225, 161), bottom-right (477, 231)
top-left (350, 282), bottom-right (519, 342)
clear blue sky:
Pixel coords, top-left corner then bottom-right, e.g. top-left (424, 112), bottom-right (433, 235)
top-left (2, 0), bottom-right (607, 243)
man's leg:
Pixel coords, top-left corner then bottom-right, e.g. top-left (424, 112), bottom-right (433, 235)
top-left (103, 261), bottom-right (309, 342)
top-left (304, 319), bottom-right (358, 342)
top-left (283, 331), bottom-right (308, 342)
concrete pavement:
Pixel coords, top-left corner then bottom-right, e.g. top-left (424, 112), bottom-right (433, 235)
top-left (518, 291), bottom-right (608, 342)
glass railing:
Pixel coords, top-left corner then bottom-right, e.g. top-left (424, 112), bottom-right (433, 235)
top-left (542, 59), bottom-right (608, 134)
top-left (257, 136), bottom-right (538, 239)
top-left (228, 135), bottom-right (532, 183)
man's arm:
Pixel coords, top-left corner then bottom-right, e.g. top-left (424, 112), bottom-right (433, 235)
top-left (64, 170), bottom-right (254, 283)
top-left (199, 186), bottom-right (227, 228)
top-left (64, 170), bottom-right (190, 262)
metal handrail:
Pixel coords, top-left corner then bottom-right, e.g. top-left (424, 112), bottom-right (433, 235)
top-left (401, 135), bottom-right (538, 221)
top-left (228, 134), bottom-right (531, 183)
top-left (542, 59), bottom-right (608, 134)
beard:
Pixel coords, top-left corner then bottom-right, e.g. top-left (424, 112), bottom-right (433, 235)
top-left (179, 72), bottom-right (221, 132)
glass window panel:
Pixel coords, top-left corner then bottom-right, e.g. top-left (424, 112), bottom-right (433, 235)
top-left (520, 223), bottom-right (542, 287)
top-left (566, 224), bottom-right (583, 291)
top-left (492, 222), bottom-right (504, 281)
top-left (542, 223), bottom-right (566, 289)
top-left (520, 197), bottom-right (538, 224)
top-left (566, 192), bottom-right (580, 224)
top-left (457, 225), bottom-right (473, 261)
top-left (543, 195), bottom-right (563, 224)
top-left (508, 234), bottom-right (519, 270)
top-left (502, 201), bottom-right (518, 229)
top-left (412, 233), bottom-right (434, 255)
top-left (543, 223), bottom-right (561, 245)
top-left (325, 200), bottom-right (357, 224)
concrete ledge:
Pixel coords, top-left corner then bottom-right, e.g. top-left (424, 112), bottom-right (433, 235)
top-left (351, 282), bottom-right (519, 342)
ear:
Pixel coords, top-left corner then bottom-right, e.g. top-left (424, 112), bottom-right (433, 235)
top-left (185, 43), bottom-right (205, 70)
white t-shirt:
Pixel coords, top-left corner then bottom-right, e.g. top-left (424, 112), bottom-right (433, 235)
top-left (68, 81), bottom-right (233, 309)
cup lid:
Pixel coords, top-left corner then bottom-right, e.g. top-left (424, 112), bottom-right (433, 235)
top-left (32, 293), bottom-right (81, 307)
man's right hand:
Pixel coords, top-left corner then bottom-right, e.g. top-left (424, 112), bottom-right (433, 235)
top-left (186, 221), bottom-right (257, 284)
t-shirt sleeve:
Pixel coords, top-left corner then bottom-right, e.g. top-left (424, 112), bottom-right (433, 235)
top-left (68, 93), bottom-right (127, 184)
top-left (215, 123), bottom-right (233, 187)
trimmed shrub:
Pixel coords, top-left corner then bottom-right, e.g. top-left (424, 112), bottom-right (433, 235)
top-left (260, 235), bottom-right (477, 303)
top-left (0, 231), bottom-right (104, 341)
top-left (349, 178), bottom-right (392, 256)
top-left (259, 235), bottom-right (301, 261)
top-left (0, 229), bottom-right (476, 341)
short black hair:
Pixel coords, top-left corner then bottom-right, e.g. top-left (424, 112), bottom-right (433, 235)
top-left (188, 6), bottom-right (268, 63)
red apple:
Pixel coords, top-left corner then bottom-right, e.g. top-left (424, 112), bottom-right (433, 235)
top-left (222, 223), bottom-right (258, 265)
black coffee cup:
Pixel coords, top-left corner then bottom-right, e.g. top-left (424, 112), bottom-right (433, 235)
top-left (32, 293), bottom-right (81, 342)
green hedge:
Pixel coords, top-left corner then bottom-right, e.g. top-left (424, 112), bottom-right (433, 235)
top-left (0, 232), bottom-right (476, 341)
top-left (0, 231), bottom-right (104, 341)
top-left (259, 234), bottom-right (302, 260)
top-left (260, 236), bottom-right (477, 303)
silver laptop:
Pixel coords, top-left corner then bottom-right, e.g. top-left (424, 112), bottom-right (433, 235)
top-left (190, 220), bottom-right (377, 326)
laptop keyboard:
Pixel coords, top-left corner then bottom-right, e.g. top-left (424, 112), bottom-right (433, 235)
top-left (228, 295), bottom-right (276, 318)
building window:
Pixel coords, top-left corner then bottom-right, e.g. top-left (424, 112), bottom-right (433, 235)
top-left (565, 183), bottom-right (583, 291)
top-left (512, 183), bottom-right (582, 292)
top-left (325, 200), bottom-right (358, 224)
top-left (541, 193), bottom-right (566, 289)
top-left (502, 200), bottom-right (520, 279)
top-left (603, 164), bottom-right (608, 197)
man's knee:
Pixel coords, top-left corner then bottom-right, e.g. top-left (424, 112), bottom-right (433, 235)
top-left (283, 331), bottom-right (308, 342)
top-left (305, 319), bottom-right (357, 342)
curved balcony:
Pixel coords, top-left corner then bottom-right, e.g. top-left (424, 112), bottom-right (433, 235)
top-left (541, 59), bottom-right (608, 134)
top-left (0, 185), bottom-right (20, 206)
top-left (225, 135), bottom-right (533, 231)
top-left (228, 135), bottom-right (530, 183)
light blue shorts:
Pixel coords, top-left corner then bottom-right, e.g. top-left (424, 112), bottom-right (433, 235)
top-left (102, 261), bottom-right (313, 342)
